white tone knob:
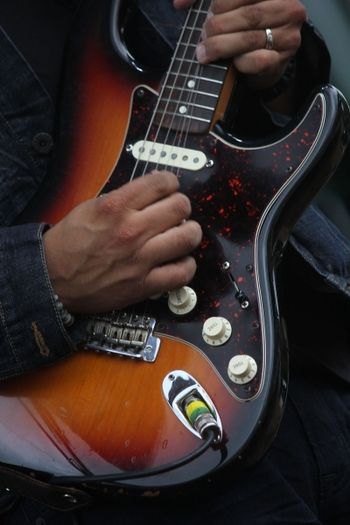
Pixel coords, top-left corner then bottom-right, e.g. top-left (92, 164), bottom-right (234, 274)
top-left (202, 317), bottom-right (232, 346)
top-left (168, 286), bottom-right (197, 315)
top-left (227, 355), bottom-right (258, 384)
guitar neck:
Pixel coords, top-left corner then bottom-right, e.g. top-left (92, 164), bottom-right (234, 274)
top-left (155, 0), bottom-right (231, 134)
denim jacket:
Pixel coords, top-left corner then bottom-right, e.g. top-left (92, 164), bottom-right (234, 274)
top-left (0, 25), bottom-right (87, 379)
top-left (0, 0), bottom-right (349, 381)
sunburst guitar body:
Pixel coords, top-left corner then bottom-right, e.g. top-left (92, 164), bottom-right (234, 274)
top-left (0, 0), bottom-right (349, 500)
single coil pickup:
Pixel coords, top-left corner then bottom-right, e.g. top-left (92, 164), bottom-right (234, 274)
top-left (131, 140), bottom-right (207, 171)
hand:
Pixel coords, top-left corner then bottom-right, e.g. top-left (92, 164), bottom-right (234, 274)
top-left (43, 171), bottom-right (202, 314)
top-left (174, 0), bottom-right (307, 89)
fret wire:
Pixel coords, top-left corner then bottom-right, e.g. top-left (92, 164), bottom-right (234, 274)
top-left (183, 26), bottom-right (202, 32)
top-left (162, 86), bottom-right (218, 98)
top-left (157, 2), bottom-right (206, 140)
top-left (143, 0), bottom-right (215, 165)
top-left (167, 72), bottom-right (224, 85)
top-left (160, 100), bottom-right (216, 111)
top-left (132, 0), bottom-right (211, 178)
top-left (177, 43), bottom-right (197, 48)
top-left (173, 58), bottom-right (228, 71)
top-left (158, 112), bottom-right (211, 123)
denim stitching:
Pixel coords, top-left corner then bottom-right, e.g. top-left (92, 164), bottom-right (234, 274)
top-left (0, 300), bottom-right (24, 375)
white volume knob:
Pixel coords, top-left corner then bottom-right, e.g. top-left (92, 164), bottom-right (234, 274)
top-left (202, 317), bottom-right (232, 346)
top-left (168, 286), bottom-right (197, 315)
top-left (227, 354), bottom-right (258, 384)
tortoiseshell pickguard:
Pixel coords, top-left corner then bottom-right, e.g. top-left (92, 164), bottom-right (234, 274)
top-left (101, 86), bottom-right (325, 401)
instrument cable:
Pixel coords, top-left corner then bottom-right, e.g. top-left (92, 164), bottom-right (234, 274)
top-left (50, 428), bottom-right (217, 486)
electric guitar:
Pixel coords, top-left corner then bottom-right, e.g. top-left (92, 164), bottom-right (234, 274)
top-left (0, 0), bottom-right (349, 503)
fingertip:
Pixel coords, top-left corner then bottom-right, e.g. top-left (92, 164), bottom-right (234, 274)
top-left (171, 255), bottom-right (198, 287)
top-left (196, 43), bottom-right (208, 64)
top-left (173, 0), bottom-right (193, 9)
top-left (156, 169), bottom-right (180, 185)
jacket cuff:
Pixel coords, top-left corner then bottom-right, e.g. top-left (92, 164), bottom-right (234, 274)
top-left (0, 223), bottom-right (86, 379)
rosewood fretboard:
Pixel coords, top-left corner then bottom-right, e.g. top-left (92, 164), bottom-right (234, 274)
top-left (155, 0), bottom-right (230, 134)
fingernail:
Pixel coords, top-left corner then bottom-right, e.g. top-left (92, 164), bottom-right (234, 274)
top-left (196, 43), bottom-right (207, 63)
top-left (201, 11), bottom-right (212, 42)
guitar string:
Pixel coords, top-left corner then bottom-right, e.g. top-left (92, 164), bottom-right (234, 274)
top-left (136, 1), bottom-right (212, 332)
top-left (107, 9), bottom-right (201, 335)
top-left (128, 0), bottom-right (208, 180)
top-left (108, 1), bottom-right (210, 344)
top-left (126, 12), bottom-right (192, 180)
top-left (111, 1), bottom-right (205, 327)
top-left (156, 0), bottom-right (209, 178)
top-left (150, 0), bottom-right (208, 176)
top-left (138, 1), bottom-right (207, 327)
top-left (156, 0), bottom-right (212, 175)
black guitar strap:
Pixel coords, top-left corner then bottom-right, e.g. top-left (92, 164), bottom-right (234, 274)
top-left (0, 466), bottom-right (92, 511)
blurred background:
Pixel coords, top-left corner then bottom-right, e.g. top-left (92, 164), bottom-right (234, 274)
top-left (302, 0), bottom-right (350, 237)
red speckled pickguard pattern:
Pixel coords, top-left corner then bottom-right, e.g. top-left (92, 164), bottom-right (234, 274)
top-left (101, 87), bottom-right (323, 400)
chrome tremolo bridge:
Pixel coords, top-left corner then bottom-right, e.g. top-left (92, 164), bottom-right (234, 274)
top-left (84, 313), bottom-right (160, 362)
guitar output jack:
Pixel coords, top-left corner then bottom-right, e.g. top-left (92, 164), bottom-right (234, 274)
top-left (162, 371), bottom-right (222, 443)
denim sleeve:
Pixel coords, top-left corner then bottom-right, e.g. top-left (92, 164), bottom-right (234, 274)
top-left (0, 222), bottom-right (86, 380)
top-left (0, 26), bottom-right (88, 380)
top-left (289, 205), bottom-right (350, 298)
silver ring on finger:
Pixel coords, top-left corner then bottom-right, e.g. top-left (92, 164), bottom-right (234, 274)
top-left (265, 28), bottom-right (274, 50)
